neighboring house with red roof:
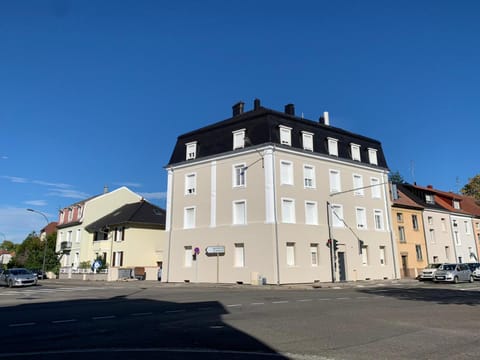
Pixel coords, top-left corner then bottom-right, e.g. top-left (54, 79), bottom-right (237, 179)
top-left (40, 222), bottom-right (58, 241)
top-left (391, 184), bottom-right (428, 278)
top-left (0, 249), bottom-right (12, 266)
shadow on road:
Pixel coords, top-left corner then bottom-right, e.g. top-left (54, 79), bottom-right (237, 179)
top-left (359, 286), bottom-right (480, 306)
top-left (0, 294), bottom-right (288, 359)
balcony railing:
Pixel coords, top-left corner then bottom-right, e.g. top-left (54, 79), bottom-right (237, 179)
top-left (60, 241), bottom-right (72, 251)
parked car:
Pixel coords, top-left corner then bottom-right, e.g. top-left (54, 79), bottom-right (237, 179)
top-left (0, 268), bottom-right (38, 287)
top-left (466, 263), bottom-right (480, 273)
top-left (30, 269), bottom-right (47, 280)
top-left (418, 263), bottom-right (442, 281)
top-left (433, 263), bottom-right (473, 284)
top-left (472, 267), bottom-right (480, 281)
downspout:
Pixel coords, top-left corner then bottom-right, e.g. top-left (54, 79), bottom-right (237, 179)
top-left (385, 179), bottom-right (399, 279)
top-left (166, 168), bottom-right (174, 282)
top-left (272, 147), bottom-right (280, 285)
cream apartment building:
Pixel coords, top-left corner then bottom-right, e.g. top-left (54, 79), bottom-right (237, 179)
top-left (165, 100), bottom-right (399, 284)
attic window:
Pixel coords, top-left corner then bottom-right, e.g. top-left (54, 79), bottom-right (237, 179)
top-left (368, 148), bottom-right (378, 165)
top-left (68, 207), bottom-right (73, 222)
top-left (425, 194), bottom-right (434, 204)
top-left (233, 129), bottom-right (246, 150)
top-left (350, 143), bottom-right (361, 161)
top-left (279, 125), bottom-right (292, 146)
top-left (302, 131), bottom-right (313, 151)
top-left (453, 200), bottom-right (460, 209)
top-left (186, 141), bottom-right (197, 160)
top-left (327, 138), bottom-right (338, 156)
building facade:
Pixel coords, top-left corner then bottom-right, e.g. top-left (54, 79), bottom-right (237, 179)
top-left (165, 100), bottom-right (399, 284)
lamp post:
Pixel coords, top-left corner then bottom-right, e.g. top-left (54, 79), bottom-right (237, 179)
top-left (27, 208), bottom-right (49, 278)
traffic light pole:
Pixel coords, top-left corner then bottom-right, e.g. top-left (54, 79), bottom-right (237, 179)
top-left (326, 201), bottom-right (336, 283)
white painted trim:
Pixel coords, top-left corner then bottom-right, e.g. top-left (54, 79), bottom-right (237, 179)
top-left (210, 161), bottom-right (216, 228)
top-left (165, 169), bottom-right (173, 232)
top-left (264, 149), bottom-right (275, 223)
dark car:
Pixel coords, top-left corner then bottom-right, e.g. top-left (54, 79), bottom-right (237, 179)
top-left (466, 263), bottom-right (480, 273)
top-left (0, 268), bottom-right (38, 287)
top-left (30, 269), bottom-right (47, 280)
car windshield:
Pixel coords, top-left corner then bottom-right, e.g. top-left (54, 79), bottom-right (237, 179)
top-left (10, 269), bottom-right (32, 275)
top-left (427, 264), bottom-right (442, 269)
top-left (440, 264), bottom-right (456, 271)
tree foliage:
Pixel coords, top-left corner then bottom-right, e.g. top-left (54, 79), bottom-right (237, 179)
top-left (461, 175), bottom-right (480, 200)
top-left (8, 232), bottom-right (60, 273)
top-left (389, 171), bottom-right (405, 184)
top-left (0, 240), bottom-right (18, 252)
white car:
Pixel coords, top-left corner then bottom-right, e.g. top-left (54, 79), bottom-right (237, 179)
top-left (419, 263), bottom-right (442, 281)
top-left (473, 267), bottom-right (480, 281)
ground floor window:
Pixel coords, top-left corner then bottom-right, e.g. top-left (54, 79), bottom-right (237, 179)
top-left (286, 242), bottom-right (296, 266)
top-left (234, 243), bottom-right (245, 267)
top-left (184, 246), bottom-right (193, 267)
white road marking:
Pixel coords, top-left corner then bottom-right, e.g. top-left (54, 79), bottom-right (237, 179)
top-left (297, 299), bottom-right (312, 302)
top-left (9, 322), bottom-right (36, 327)
top-left (272, 301), bottom-right (288, 304)
top-left (226, 304), bottom-right (242, 307)
top-left (92, 315), bottom-right (116, 320)
top-left (52, 319), bottom-right (77, 324)
top-left (251, 302), bottom-right (265, 305)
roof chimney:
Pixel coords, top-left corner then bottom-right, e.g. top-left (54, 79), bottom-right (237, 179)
top-left (253, 98), bottom-right (261, 110)
top-left (232, 101), bottom-right (245, 116)
top-left (323, 111), bottom-right (330, 126)
top-left (103, 185), bottom-right (109, 194)
top-left (427, 185), bottom-right (433, 189)
top-left (284, 103), bottom-right (295, 116)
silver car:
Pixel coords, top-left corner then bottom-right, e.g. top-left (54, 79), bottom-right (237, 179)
top-left (419, 263), bottom-right (442, 281)
top-left (0, 268), bottom-right (38, 288)
top-left (433, 263), bottom-right (473, 284)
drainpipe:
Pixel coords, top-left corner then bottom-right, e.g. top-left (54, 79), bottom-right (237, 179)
top-left (166, 168), bottom-right (174, 282)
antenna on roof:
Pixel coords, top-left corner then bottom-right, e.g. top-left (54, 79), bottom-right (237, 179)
top-left (455, 176), bottom-right (460, 194)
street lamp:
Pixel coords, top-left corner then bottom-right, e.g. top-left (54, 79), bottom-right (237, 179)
top-left (27, 208), bottom-right (49, 278)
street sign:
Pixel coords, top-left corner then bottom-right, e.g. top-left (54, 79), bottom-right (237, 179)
top-left (206, 246), bottom-right (225, 254)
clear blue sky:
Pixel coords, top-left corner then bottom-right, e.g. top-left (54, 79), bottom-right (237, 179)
top-left (1, 0), bottom-right (479, 243)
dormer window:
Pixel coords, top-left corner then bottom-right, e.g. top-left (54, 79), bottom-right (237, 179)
top-left (279, 125), bottom-right (292, 146)
top-left (59, 210), bottom-right (64, 223)
top-left (327, 138), bottom-right (338, 156)
top-left (186, 141), bottom-right (197, 160)
top-left (425, 194), bottom-right (434, 204)
top-left (368, 148), bottom-right (378, 165)
top-left (233, 129), bottom-right (246, 150)
top-left (302, 131), bottom-right (314, 151)
top-left (350, 143), bottom-right (361, 161)
top-left (77, 205), bottom-right (83, 219)
top-left (453, 200), bottom-right (460, 209)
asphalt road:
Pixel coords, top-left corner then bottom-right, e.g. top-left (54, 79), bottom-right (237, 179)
top-left (1, 280), bottom-right (480, 359)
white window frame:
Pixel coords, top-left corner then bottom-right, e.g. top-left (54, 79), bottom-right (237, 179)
top-left (280, 160), bottom-right (294, 185)
top-left (76, 229), bottom-right (81, 243)
top-left (305, 201), bottom-right (318, 225)
top-left (183, 207), bottom-right (196, 229)
top-left (114, 227), bottom-right (125, 242)
top-left (327, 137), bottom-right (338, 156)
top-left (233, 164), bottom-right (246, 188)
top-left (368, 148), bottom-right (378, 165)
top-left (186, 141), bottom-right (197, 160)
top-left (302, 131), bottom-right (314, 151)
top-left (303, 164), bottom-right (316, 189)
top-left (350, 143), bottom-right (361, 161)
top-left (232, 200), bottom-right (247, 225)
top-left (329, 169), bottom-right (341, 193)
top-left (68, 208), bottom-right (73, 222)
top-left (379, 246), bottom-right (386, 266)
top-left (356, 207), bottom-right (367, 229)
top-left (310, 243), bottom-right (319, 267)
top-left (361, 245), bottom-right (369, 266)
top-left (370, 177), bottom-right (381, 199)
top-left (286, 242), bottom-right (296, 266)
top-left (374, 209), bottom-right (384, 231)
top-left (233, 129), bottom-right (246, 150)
top-left (234, 243), bottom-right (245, 267)
top-left (281, 198), bottom-right (296, 224)
top-left (185, 173), bottom-right (197, 195)
top-left (279, 125), bottom-right (292, 146)
top-left (425, 194), bottom-right (435, 204)
top-left (353, 174), bottom-right (364, 196)
top-left (331, 204), bottom-right (344, 228)
top-left (453, 200), bottom-right (460, 209)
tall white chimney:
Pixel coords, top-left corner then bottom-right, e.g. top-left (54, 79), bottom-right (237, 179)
top-left (323, 111), bottom-right (330, 126)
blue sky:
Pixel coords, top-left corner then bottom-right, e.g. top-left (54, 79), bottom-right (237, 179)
top-left (1, 0), bottom-right (479, 243)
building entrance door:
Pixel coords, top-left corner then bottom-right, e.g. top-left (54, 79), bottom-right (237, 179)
top-left (401, 255), bottom-right (408, 278)
top-left (338, 252), bottom-right (346, 281)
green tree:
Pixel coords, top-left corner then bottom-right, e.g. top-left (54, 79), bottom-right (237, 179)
top-left (0, 240), bottom-right (18, 252)
top-left (461, 175), bottom-right (480, 201)
top-left (8, 232), bottom-right (59, 273)
top-left (389, 171), bottom-right (405, 184)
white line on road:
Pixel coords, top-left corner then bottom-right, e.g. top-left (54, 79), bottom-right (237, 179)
top-left (297, 299), bottom-right (312, 302)
top-left (226, 304), bottom-right (242, 307)
top-left (272, 301), bottom-right (288, 304)
top-left (131, 312), bottom-right (153, 317)
top-left (92, 315), bottom-right (116, 320)
top-left (251, 302), bottom-right (265, 305)
top-left (336, 297), bottom-right (350, 300)
top-left (318, 298), bottom-right (331, 301)
top-left (52, 319), bottom-right (77, 324)
top-left (9, 322), bottom-right (36, 327)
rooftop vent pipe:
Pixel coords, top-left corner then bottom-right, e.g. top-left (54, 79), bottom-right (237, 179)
top-left (253, 98), bottom-right (261, 110)
top-left (232, 101), bottom-right (245, 116)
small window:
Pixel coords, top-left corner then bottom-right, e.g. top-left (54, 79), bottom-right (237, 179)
top-left (233, 164), bottom-right (246, 187)
top-left (464, 221), bottom-right (470, 234)
top-left (280, 161), bottom-right (294, 185)
top-left (303, 165), bottom-right (315, 188)
top-left (370, 177), bottom-right (381, 199)
top-left (113, 251), bottom-right (124, 267)
top-left (368, 148), bottom-right (378, 165)
top-left (279, 125), bottom-right (292, 146)
top-left (234, 243), bottom-right (245, 267)
top-left (76, 229), bottom-right (81, 243)
top-left (233, 129), bottom-right (246, 150)
top-left (397, 212), bottom-right (404, 222)
top-left (310, 243), bottom-right (319, 266)
top-left (379, 246), bottom-right (386, 266)
top-left (429, 229), bottom-right (436, 244)
top-left (184, 246), bottom-right (193, 267)
top-left (186, 142), bottom-right (197, 160)
top-left (398, 226), bottom-right (406, 243)
top-left (453, 200), bottom-right (460, 209)
top-left (281, 198), bottom-right (296, 224)
top-left (425, 194), bottom-right (434, 204)
top-left (327, 138), bottom-right (338, 156)
top-left (286, 242), bottom-right (296, 266)
top-left (374, 209), bottom-right (384, 231)
top-left (361, 245), bottom-right (369, 265)
top-left (415, 245), bottom-right (423, 261)
top-left (353, 174), bottom-right (364, 196)
top-left (428, 216), bottom-right (433, 225)
top-left (184, 207), bottom-right (196, 229)
top-left (412, 214), bottom-right (419, 231)
top-left (114, 227), bottom-right (125, 242)
top-left (329, 169), bottom-right (341, 193)
top-left (185, 173), bottom-right (196, 195)
top-left (441, 218), bottom-right (446, 231)
top-left (356, 207), bottom-right (367, 229)
top-left (233, 200), bottom-right (247, 225)
top-left (350, 143), bottom-right (361, 161)
top-left (77, 205), bottom-right (83, 218)
top-left (302, 131), bottom-right (314, 151)
top-left (331, 204), bottom-right (344, 228)
top-left (68, 208), bottom-right (73, 222)
top-left (305, 201), bottom-right (318, 225)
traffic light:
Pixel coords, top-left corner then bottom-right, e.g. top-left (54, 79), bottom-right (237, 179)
top-left (333, 239), bottom-right (339, 251)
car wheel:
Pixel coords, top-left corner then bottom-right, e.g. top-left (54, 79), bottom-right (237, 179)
top-left (469, 276), bottom-right (474, 283)
top-left (8, 279), bottom-right (14, 288)
top-left (453, 276), bottom-right (459, 284)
